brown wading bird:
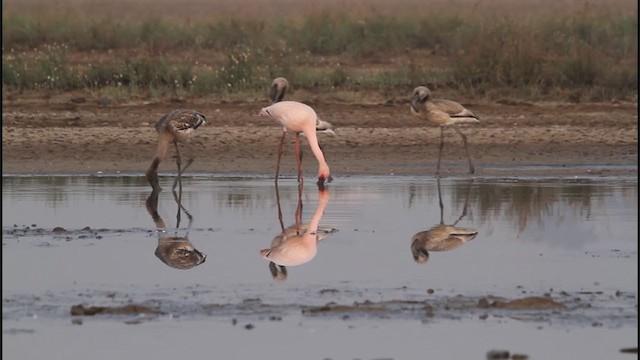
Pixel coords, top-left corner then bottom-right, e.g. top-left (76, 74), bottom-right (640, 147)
top-left (411, 178), bottom-right (478, 263)
top-left (269, 77), bottom-right (290, 104)
top-left (145, 109), bottom-right (206, 192)
top-left (145, 188), bottom-right (207, 270)
top-left (410, 86), bottom-right (480, 174)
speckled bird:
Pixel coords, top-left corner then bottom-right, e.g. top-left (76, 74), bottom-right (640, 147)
top-left (411, 86), bottom-right (480, 174)
top-left (145, 109), bottom-right (206, 191)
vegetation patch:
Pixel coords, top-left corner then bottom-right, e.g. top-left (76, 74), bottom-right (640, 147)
top-left (2, 0), bottom-right (637, 102)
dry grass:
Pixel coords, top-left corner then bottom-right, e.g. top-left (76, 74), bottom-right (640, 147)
top-left (2, 0), bottom-right (637, 102)
top-left (3, 0), bottom-right (635, 20)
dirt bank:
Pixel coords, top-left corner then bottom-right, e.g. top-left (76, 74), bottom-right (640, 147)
top-left (2, 93), bottom-right (637, 178)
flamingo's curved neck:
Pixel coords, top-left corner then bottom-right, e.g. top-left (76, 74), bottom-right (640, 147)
top-left (304, 130), bottom-right (327, 168)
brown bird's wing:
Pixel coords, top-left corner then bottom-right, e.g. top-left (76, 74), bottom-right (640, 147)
top-left (431, 99), bottom-right (478, 119)
top-left (155, 109), bottom-right (206, 132)
top-left (172, 110), bottom-right (206, 131)
top-left (154, 109), bottom-right (206, 135)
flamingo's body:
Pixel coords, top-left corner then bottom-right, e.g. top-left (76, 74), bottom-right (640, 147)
top-left (411, 86), bottom-right (479, 174)
top-left (260, 189), bottom-right (334, 268)
top-left (146, 109), bottom-right (206, 191)
top-left (269, 77), bottom-right (335, 135)
top-left (260, 224), bottom-right (336, 267)
top-left (259, 100), bottom-right (333, 187)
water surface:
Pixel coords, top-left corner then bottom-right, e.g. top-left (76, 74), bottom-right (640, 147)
top-left (3, 175), bottom-right (638, 359)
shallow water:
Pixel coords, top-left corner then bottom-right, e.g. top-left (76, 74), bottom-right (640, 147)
top-left (3, 174), bottom-right (638, 359)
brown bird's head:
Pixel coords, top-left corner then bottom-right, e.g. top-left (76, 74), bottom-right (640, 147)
top-left (269, 77), bottom-right (289, 104)
top-left (411, 246), bottom-right (430, 264)
top-left (411, 86), bottom-right (431, 115)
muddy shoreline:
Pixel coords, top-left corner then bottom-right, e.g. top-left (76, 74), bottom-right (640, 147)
top-left (2, 95), bottom-right (637, 177)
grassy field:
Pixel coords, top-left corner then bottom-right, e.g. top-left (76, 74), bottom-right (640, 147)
top-left (2, 0), bottom-right (637, 102)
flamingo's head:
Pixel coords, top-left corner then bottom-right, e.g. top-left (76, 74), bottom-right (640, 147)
top-left (317, 164), bottom-right (332, 190)
top-left (258, 107), bottom-right (271, 117)
top-left (411, 86), bottom-right (431, 116)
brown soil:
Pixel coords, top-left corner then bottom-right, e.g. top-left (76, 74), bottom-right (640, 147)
top-left (2, 93), bottom-right (637, 178)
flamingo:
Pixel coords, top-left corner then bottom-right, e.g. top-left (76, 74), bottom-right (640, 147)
top-left (268, 77), bottom-right (335, 136)
top-left (145, 109), bottom-right (206, 192)
top-left (261, 187), bottom-right (335, 280)
top-left (411, 178), bottom-right (478, 263)
top-left (259, 100), bottom-right (334, 188)
top-left (410, 86), bottom-right (480, 174)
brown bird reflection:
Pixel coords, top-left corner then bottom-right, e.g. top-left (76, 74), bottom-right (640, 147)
top-left (260, 182), bottom-right (336, 280)
top-left (411, 178), bottom-right (478, 264)
top-left (145, 187), bottom-right (206, 270)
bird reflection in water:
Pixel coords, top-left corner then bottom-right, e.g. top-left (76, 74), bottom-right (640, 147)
top-left (411, 178), bottom-right (478, 264)
top-left (260, 182), bottom-right (337, 280)
top-left (145, 185), bottom-right (206, 270)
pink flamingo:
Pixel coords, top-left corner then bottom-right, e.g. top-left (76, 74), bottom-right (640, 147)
top-left (269, 77), bottom-right (335, 137)
top-left (259, 100), bottom-right (334, 188)
top-left (410, 86), bottom-right (480, 174)
top-left (260, 187), bottom-right (334, 279)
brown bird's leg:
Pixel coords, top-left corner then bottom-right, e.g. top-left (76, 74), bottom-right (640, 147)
top-left (452, 179), bottom-right (472, 226)
top-left (173, 142), bottom-right (183, 193)
top-left (175, 185), bottom-right (182, 228)
top-left (172, 181), bottom-right (193, 230)
top-left (454, 127), bottom-right (475, 174)
top-left (275, 131), bottom-right (286, 185)
top-left (437, 177), bottom-right (444, 225)
top-left (145, 187), bottom-right (164, 227)
top-left (295, 133), bottom-right (303, 184)
top-left (172, 157), bottom-right (194, 191)
top-left (146, 157), bottom-right (162, 192)
top-left (436, 127), bottom-right (445, 175)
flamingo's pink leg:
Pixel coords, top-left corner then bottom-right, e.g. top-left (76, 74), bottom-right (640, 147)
top-left (275, 131), bottom-right (286, 183)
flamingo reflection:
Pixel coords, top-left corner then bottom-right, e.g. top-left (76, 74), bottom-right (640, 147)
top-left (260, 183), bottom-right (336, 280)
top-left (145, 186), bottom-right (206, 270)
top-left (411, 178), bottom-right (478, 264)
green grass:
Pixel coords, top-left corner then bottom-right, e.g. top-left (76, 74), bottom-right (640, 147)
top-left (2, 6), bottom-right (637, 102)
